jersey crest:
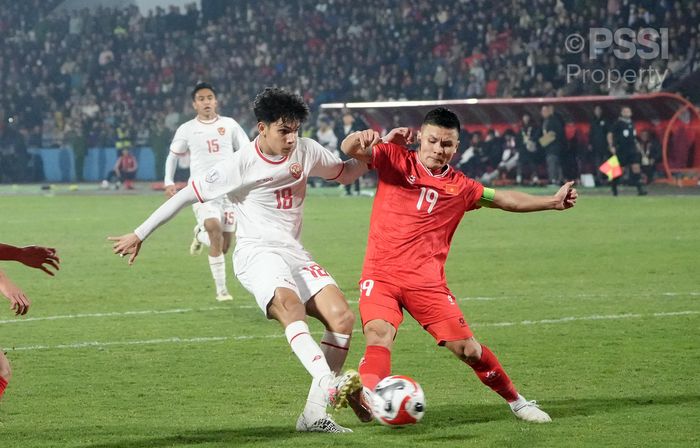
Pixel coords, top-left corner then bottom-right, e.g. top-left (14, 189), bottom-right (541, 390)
top-left (218, 127), bottom-right (226, 136)
top-left (289, 162), bottom-right (303, 179)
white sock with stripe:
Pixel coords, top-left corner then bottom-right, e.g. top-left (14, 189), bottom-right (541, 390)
top-left (208, 255), bottom-right (227, 294)
top-left (320, 331), bottom-right (351, 374)
top-left (285, 321), bottom-right (334, 420)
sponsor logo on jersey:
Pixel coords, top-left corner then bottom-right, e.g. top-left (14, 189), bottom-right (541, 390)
top-left (205, 169), bottom-right (220, 183)
top-left (312, 355), bottom-right (322, 362)
top-left (218, 127), bottom-right (225, 136)
top-left (289, 162), bottom-right (303, 179)
top-left (256, 177), bottom-right (274, 183)
top-left (458, 317), bottom-right (467, 327)
top-left (406, 175), bottom-right (416, 184)
top-left (447, 294), bottom-right (455, 305)
top-left (445, 183), bottom-right (459, 195)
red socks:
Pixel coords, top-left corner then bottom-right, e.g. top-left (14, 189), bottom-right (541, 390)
top-left (0, 375), bottom-right (7, 400)
top-left (467, 344), bottom-right (519, 402)
top-left (358, 345), bottom-right (391, 390)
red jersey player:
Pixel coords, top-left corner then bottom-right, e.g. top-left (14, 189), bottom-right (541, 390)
top-left (0, 243), bottom-right (60, 400)
top-left (340, 107), bottom-right (577, 423)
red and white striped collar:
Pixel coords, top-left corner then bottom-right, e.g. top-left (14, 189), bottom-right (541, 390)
top-left (415, 152), bottom-right (452, 178)
top-left (254, 137), bottom-right (288, 165)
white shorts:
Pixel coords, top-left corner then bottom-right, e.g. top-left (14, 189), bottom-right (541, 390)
top-left (233, 245), bottom-right (338, 316)
top-left (192, 196), bottom-right (235, 232)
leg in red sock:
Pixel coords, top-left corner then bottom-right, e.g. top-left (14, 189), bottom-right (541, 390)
top-left (358, 345), bottom-right (391, 390)
top-left (446, 339), bottom-right (518, 402)
top-left (467, 344), bottom-right (519, 402)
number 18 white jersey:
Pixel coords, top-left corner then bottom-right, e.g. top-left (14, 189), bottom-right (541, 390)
top-left (170, 115), bottom-right (250, 180)
top-left (191, 137), bottom-right (346, 252)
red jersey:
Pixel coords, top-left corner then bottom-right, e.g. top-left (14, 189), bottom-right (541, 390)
top-left (362, 143), bottom-right (484, 288)
top-left (118, 154), bottom-right (137, 172)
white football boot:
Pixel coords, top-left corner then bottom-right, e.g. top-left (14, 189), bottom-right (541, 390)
top-left (189, 225), bottom-right (203, 255)
top-left (215, 290), bottom-right (233, 302)
top-left (295, 413), bottom-right (352, 433)
top-left (324, 370), bottom-right (362, 410)
top-left (510, 395), bottom-right (552, 423)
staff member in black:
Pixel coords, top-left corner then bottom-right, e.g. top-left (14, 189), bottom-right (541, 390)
top-left (607, 106), bottom-right (647, 196)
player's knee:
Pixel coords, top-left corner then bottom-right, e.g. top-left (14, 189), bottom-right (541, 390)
top-left (447, 338), bottom-right (481, 363)
top-left (203, 219), bottom-right (222, 235)
top-left (363, 320), bottom-right (394, 347)
top-left (333, 307), bottom-right (355, 334)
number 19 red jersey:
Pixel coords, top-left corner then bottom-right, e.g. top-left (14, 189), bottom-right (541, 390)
top-left (361, 143), bottom-right (484, 288)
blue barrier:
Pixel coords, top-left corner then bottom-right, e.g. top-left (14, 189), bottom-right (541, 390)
top-left (83, 147), bottom-right (157, 181)
top-left (28, 148), bottom-right (76, 182)
top-left (28, 147), bottom-right (158, 182)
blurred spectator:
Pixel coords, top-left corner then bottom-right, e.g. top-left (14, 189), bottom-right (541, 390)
top-left (638, 129), bottom-right (662, 185)
top-left (0, 114), bottom-right (28, 183)
top-left (334, 111), bottom-right (364, 195)
top-left (588, 105), bottom-right (610, 185)
top-left (516, 113), bottom-right (542, 185)
top-left (539, 105), bottom-right (565, 185)
top-left (101, 147), bottom-right (138, 190)
top-left (480, 129), bottom-right (519, 185)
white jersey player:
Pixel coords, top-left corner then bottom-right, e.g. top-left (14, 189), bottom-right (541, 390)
top-left (110, 88), bottom-right (373, 432)
top-left (164, 82), bottom-right (250, 302)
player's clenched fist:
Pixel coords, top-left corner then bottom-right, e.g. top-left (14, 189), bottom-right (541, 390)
top-left (355, 129), bottom-right (382, 150)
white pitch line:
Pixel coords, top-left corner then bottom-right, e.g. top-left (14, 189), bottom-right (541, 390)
top-left (0, 306), bottom-right (230, 325)
top-left (4, 310), bottom-right (697, 352)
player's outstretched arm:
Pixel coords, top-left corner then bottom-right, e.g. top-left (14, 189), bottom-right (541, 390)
top-left (340, 129), bottom-right (381, 163)
top-left (0, 270), bottom-right (31, 316)
top-left (108, 184), bottom-right (198, 265)
top-left (485, 181), bottom-right (577, 212)
top-left (163, 152), bottom-right (180, 198)
top-left (0, 244), bottom-right (60, 276)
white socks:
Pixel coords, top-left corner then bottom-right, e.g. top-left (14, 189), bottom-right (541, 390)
top-left (285, 321), bottom-right (332, 379)
top-left (285, 321), bottom-right (334, 421)
top-left (320, 331), bottom-right (351, 374)
top-left (208, 255), bottom-right (227, 294)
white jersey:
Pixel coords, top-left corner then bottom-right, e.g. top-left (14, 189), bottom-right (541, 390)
top-left (191, 137), bottom-right (346, 252)
top-left (170, 115), bottom-right (250, 180)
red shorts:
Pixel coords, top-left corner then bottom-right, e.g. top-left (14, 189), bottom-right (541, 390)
top-left (358, 278), bottom-right (473, 345)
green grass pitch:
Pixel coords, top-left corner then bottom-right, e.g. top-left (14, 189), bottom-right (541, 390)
top-left (0, 190), bottom-right (698, 447)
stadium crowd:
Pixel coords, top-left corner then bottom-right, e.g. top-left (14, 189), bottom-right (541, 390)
top-left (0, 0), bottom-right (697, 183)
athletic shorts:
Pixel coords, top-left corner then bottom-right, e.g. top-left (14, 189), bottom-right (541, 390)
top-left (192, 195), bottom-right (235, 232)
top-left (234, 245), bottom-right (338, 317)
top-left (358, 277), bottom-right (473, 345)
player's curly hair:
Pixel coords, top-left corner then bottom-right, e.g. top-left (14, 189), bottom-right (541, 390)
top-left (422, 107), bottom-right (460, 131)
top-left (253, 87), bottom-right (309, 125)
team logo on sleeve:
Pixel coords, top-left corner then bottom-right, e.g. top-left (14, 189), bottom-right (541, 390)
top-left (289, 162), bottom-right (303, 179)
top-left (217, 127), bottom-right (226, 136)
top-left (205, 169), bottom-right (220, 183)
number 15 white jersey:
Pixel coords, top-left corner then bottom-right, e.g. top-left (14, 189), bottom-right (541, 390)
top-left (191, 137), bottom-right (347, 252)
top-left (170, 115), bottom-right (250, 180)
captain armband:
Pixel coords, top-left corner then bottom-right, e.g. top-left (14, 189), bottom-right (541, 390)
top-left (477, 187), bottom-right (496, 208)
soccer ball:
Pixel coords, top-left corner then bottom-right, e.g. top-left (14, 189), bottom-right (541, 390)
top-left (371, 375), bottom-right (426, 426)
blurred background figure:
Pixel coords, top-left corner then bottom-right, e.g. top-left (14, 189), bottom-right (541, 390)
top-left (101, 147), bottom-right (138, 190)
top-left (334, 111), bottom-right (364, 196)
